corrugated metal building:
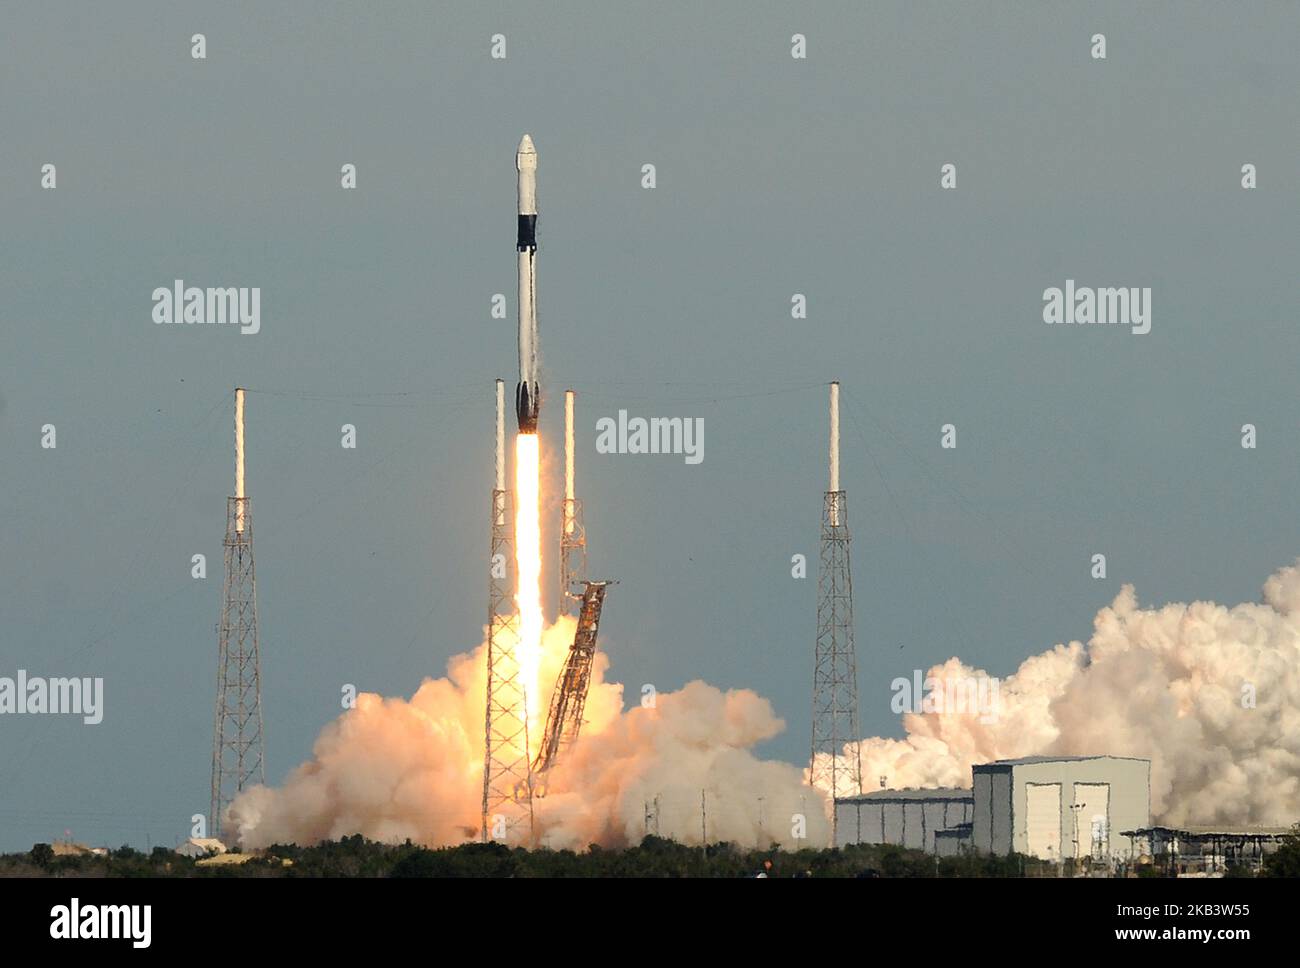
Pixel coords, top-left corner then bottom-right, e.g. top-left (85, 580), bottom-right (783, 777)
top-left (833, 788), bottom-right (974, 851)
top-left (972, 755), bottom-right (1150, 860)
top-left (934, 823), bottom-right (974, 857)
top-left (832, 755), bottom-right (1152, 859)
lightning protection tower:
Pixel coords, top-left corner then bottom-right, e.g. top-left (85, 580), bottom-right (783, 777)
top-left (559, 389), bottom-right (586, 615)
top-left (810, 381), bottom-right (863, 843)
top-left (211, 387), bottom-right (266, 839)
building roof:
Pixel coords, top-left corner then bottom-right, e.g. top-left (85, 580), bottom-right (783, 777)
top-left (195, 852), bottom-right (257, 866)
top-left (835, 787), bottom-right (973, 804)
top-left (974, 755), bottom-right (1151, 768)
top-left (175, 837), bottom-right (227, 857)
top-left (194, 851), bottom-right (292, 868)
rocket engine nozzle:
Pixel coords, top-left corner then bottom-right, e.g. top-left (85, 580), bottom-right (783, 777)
top-left (516, 381), bottom-right (539, 434)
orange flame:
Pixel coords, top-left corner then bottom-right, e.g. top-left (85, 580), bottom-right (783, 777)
top-left (514, 432), bottom-right (544, 738)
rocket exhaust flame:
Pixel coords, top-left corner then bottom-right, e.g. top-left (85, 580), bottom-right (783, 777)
top-left (514, 432), bottom-right (544, 731)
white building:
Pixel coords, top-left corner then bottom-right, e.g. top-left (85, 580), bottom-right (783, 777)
top-left (972, 755), bottom-right (1150, 860)
top-left (833, 788), bottom-right (974, 852)
top-left (833, 755), bottom-right (1152, 860)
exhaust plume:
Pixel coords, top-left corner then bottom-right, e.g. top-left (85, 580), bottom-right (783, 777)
top-left (230, 558), bottom-right (1300, 848)
top-left (823, 560), bottom-right (1300, 825)
top-left (228, 616), bottom-right (828, 849)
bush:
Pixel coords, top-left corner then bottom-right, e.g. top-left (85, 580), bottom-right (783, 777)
top-left (1262, 823), bottom-right (1300, 878)
top-left (29, 843), bottom-right (54, 869)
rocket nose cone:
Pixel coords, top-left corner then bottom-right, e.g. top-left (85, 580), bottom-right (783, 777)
top-left (516, 134), bottom-right (537, 172)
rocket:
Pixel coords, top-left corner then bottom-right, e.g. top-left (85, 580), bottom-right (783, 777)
top-left (515, 134), bottom-right (540, 434)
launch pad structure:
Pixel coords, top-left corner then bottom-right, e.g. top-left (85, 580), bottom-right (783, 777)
top-left (810, 381), bottom-right (863, 842)
top-left (478, 380), bottom-right (614, 826)
top-left (211, 388), bottom-right (266, 840)
top-left (481, 136), bottom-right (616, 838)
top-left (533, 580), bottom-right (615, 776)
top-left (481, 379), bottom-right (535, 842)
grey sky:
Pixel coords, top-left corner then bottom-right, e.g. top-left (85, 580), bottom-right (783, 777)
top-left (1, 1), bottom-right (1297, 850)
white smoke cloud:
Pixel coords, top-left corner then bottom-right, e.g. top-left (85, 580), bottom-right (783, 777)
top-left (828, 560), bottom-right (1300, 825)
top-left (231, 561), bottom-right (1300, 849)
top-left (536, 679), bottom-right (823, 849)
top-left (229, 616), bottom-right (828, 849)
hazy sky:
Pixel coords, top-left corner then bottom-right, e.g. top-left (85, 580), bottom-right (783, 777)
top-left (1, 1), bottom-right (1297, 851)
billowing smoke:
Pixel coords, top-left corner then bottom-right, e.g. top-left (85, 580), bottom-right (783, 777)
top-left (826, 560), bottom-right (1300, 825)
top-left (230, 561), bottom-right (1300, 849)
top-left (229, 616), bottom-right (827, 849)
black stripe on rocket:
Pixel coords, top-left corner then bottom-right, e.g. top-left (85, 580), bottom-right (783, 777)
top-left (517, 215), bottom-right (537, 251)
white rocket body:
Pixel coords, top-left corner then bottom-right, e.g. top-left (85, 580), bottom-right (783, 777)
top-left (515, 134), bottom-right (540, 433)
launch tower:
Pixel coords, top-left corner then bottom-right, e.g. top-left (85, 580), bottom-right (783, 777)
top-left (211, 388), bottom-right (266, 839)
top-left (810, 381), bottom-right (863, 842)
top-left (481, 380), bottom-right (535, 841)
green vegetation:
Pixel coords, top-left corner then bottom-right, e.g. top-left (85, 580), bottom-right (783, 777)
top-left (1262, 824), bottom-right (1300, 878)
top-left (5, 831), bottom-right (1293, 877)
top-left (1, 835), bottom-right (1030, 878)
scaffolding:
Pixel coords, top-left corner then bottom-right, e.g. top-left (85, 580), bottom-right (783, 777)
top-left (533, 580), bottom-right (614, 776)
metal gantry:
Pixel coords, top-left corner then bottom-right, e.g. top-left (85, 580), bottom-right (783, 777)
top-left (211, 495), bottom-right (265, 839)
top-left (533, 580), bottom-right (613, 776)
top-left (810, 489), bottom-right (863, 837)
top-left (559, 496), bottom-right (586, 614)
top-left (481, 486), bottom-right (534, 842)
top-left (810, 382), bottom-right (863, 844)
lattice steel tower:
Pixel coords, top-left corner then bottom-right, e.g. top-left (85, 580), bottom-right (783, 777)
top-left (211, 387), bottom-right (265, 839)
top-left (559, 389), bottom-right (586, 615)
top-left (810, 381), bottom-right (862, 842)
top-left (481, 379), bottom-right (534, 842)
